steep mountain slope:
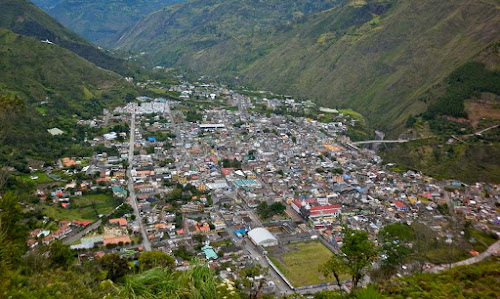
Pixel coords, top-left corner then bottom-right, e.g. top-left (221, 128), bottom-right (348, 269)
top-left (0, 27), bottom-right (135, 170)
top-left (31, 0), bottom-right (185, 47)
top-left (380, 43), bottom-right (500, 183)
top-left (117, 0), bottom-right (500, 133)
top-left (0, 0), bottom-right (135, 76)
top-left (114, 0), bottom-right (342, 62)
top-left (0, 28), bottom-right (128, 111)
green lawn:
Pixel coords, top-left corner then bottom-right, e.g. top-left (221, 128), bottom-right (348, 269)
top-left (18, 172), bottom-right (55, 184)
top-left (43, 193), bottom-right (121, 221)
top-left (268, 241), bottom-right (347, 287)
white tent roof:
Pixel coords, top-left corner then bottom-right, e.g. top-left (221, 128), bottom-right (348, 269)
top-left (248, 228), bottom-right (277, 245)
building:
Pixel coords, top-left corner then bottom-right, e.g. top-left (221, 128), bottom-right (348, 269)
top-left (248, 228), bottom-right (278, 247)
top-left (201, 244), bottom-right (218, 260)
top-left (291, 200), bottom-right (341, 220)
top-left (199, 123), bottom-right (225, 130)
top-left (393, 200), bottom-right (409, 211)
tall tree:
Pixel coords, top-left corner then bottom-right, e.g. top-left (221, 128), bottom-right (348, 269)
top-left (376, 223), bottom-right (414, 279)
top-left (320, 255), bottom-right (346, 291)
top-left (100, 253), bottom-right (130, 281)
top-left (138, 251), bottom-right (175, 270)
top-left (341, 228), bottom-right (378, 290)
top-left (48, 240), bottom-right (74, 270)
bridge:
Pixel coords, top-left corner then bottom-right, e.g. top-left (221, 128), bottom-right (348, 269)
top-left (351, 139), bottom-right (410, 145)
top-left (350, 124), bottom-right (499, 146)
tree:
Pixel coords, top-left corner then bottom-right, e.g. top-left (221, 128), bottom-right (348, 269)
top-left (0, 192), bottom-right (26, 264)
top-left (341, 228), bottom-right (378, 289)
top-left (256, 202), bottom-right (286, 219)
top-left (138, 251), bottom-right (175, 270)
top-left (0, 95), bottom-right (24, 142)
top-left (48, 240), bottom-right (74, 270)
top-left (100, 253), bottom-right (129, 281)
top-left (320, 255), bottom-right (346, 291)
top-left (376, 223), bottom-right (414, 279)
top-left (193, 233), bottom-right (204, 244)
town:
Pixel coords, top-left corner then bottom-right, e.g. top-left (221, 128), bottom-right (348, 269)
top-left (24, 80), bottom-right (500, 295)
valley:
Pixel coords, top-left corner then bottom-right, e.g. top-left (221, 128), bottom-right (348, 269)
top-left (0, 0), bottom-right (499, 298)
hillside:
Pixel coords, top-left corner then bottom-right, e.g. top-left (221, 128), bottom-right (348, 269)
top-left (31, 0), bottom-right (185, 47)
top-left (380, 44), bottom-right (500, 183)
top-left (114, 0), bottom-right (342, 63)
top-left (0, 0), bottom-right (135, 76)
top-left (0, 28), bottom-right (136, 170)
top-left (116, 0), bottom-right (500, 133)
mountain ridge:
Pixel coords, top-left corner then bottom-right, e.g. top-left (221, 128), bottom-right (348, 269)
top-left (0, 0), bottom-right (136, 76)
top-left (116, 0), bottom-right (500, 133)
top-left (31, 0), bottom-right (186, 47)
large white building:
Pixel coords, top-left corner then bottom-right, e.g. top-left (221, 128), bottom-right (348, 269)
top-left (248, 228), bottom-right (278, 247)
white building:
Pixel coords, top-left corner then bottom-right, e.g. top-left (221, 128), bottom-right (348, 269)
top-left (248, 228), bottom-right (278, 247)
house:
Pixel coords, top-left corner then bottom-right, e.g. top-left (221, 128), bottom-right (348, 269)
top-left (393, 200), bottom-right (408, 211)
top-left (103, 236), bottom-right (131, 246)
top-left (112, 185), bottom-right (128, 198)
top-left (74, 220), bottom-right (91, 226)
top-left (47, 128), bottom-right (64, 136)
top-left (109, 218), bottom-right (128, 226)
top-left (201, 244), bottom-right (218, 260)
top-left (195, 223), bottom-right (211, 234)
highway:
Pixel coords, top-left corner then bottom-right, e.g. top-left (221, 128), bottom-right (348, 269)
top-left (127, 105), bottom-right (151, 251)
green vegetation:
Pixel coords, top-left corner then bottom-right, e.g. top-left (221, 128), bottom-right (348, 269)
top-left (315, 258), bottom-right (500, 298)
top-left (424, 62), bottom-right (500, 119)
top-left (464, 224), bottom-right (498, 253)
top-left (382, 135), bottom-right (500, 183)
top-left (377, 258), bottom-right (500, 298)
top-left (118, 262), bottom-right (219, 298)
top-left (138, 251), bottom-right (176, 271)
top-left (255, 202), bottom-right (286, 220)
top-left (338, 109), bottom-right (374, 141)
top-left (382, 57), bottom-right (500, 183)
top-left (17, 172), bottom-right (54, 184)
top-left (117, 0), bottom-right (500, 132)
top-left (269, 241), bottom-right (341, 287)
top-left (43, 193), bottom-right (121, 221)
top-left (31, 0), bottom-right (184, 47)
top-left (220, 158), bottom-right (242, 169)
top-left (0, 26), bottom-right (138, 171)
top-left (338, 228), bottom-right (378, 289)
top-left (0, 0), bottom-right (137, 76)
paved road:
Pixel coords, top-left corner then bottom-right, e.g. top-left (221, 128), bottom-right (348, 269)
top-left (219, 214), bottom-right (292, 295)
top-left (426, 239), bottom-right (500, 273)
top-left (352, 124), bottom-right (499, 146)
top-left (127, 105), bottom-right (151, 251)
top-left (63, 219), bottom-right (102, 245)
top-left (352, 139), bottom-right (410, 145)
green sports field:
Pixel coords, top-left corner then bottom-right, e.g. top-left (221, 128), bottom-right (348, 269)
top-left (268, 241), bottom-right (348, 287)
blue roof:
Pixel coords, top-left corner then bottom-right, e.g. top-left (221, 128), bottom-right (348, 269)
top-left (233, 179), bottom-right (258, 187)
top-left (234, 228), bottom-right (247, 235)
top-left (201, 245), bottom-right (218, 259)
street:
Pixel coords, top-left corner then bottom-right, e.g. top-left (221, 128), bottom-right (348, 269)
top-left (127, 105), bottom-right (151, 251)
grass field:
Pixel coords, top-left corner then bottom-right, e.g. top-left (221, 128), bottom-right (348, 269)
top-left (18, 172), bottom-right (55, 184)
top-left (43, 193), bottom-right (121, 221)
top-left (268, 241), bottom-right (347, 287)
